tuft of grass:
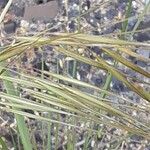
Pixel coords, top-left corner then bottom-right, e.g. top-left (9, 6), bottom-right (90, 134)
top-left (0, 1), bottom-right (150, 149)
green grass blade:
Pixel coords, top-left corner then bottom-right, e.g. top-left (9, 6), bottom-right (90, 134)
top-left (121, 0), bottom-right (132, 34)
top-left (0, 137), bottom-right (7, 150)
top-left (0, 65), bottom-right (32, 150)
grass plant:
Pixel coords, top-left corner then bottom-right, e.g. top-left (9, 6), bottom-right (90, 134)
top-left (0, 0), bottom-right (150, 149)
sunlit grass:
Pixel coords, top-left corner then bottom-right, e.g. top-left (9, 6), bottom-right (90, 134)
top-left (0, 0), bottom-right (150, 149)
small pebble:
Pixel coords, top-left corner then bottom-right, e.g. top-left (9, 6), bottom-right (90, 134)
top-left (35, 0), bottom-right (44, 4)
top-left (91, 140), bottom-right (95, 147)
top-left (4, 21), bottom-right (17, 34)
top-left (20, 20), bottom-right (29, 29)
top-left (132, 1), bottom-right (137, 8)
top-left (94, 11), bottom-right (101, 20)
top-left (86, 0), bottom-right (91, 9)
top-left (68, 20), bottom-right (76, 31)
top-left (78, 48), bottom-right (84, 54)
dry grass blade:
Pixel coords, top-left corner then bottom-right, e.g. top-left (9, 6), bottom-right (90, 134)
top-left (101, 48), bottom-right (150, 78)
top-left (0, 77), bottom-right (150, 139)
top-left (54, 46), bottom-right (150, 101)
top-left (96, 57), bottom-right (150, 101)
top-left (1, 37), bottom-right (149, 101)
top-left (117, 47), bottom-right (150, 63)
top-left (0, 33), bottom-right (150, 63)
top-left (1, 71), bottom-right (146, 108)
top-left (0, 0), bottom-right (13, 24)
